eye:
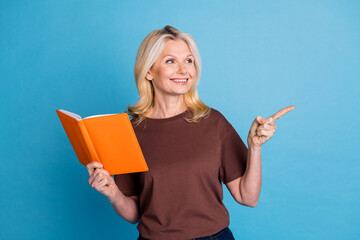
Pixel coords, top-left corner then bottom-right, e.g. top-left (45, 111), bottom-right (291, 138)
top-left (186, 58), bottom-right (193, 63)
top-left (165, 59), bottom-right (175, 64)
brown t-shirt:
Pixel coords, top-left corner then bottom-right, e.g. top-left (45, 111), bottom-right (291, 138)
top-left (114, 108), bottom-right (248, 240)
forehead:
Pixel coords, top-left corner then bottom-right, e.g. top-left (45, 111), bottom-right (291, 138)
top-left (161, 39), bottom-right (192, 56)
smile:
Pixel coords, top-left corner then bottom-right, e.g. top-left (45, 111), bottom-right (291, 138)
top-left (170, 78), bottom-right (188, 84)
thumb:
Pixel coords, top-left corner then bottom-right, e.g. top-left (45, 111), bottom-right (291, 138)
top-left (249, 116), bottom-right (264, 136)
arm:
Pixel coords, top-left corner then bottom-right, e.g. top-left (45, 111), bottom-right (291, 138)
top-left (226, 146), bottom-right (262, 207)
top-left (109, 193), bottom-right (140, 224)
top-left (86, 162), bottom-right (140, 224)
top-left (226, 106), bottom-right (295, 207)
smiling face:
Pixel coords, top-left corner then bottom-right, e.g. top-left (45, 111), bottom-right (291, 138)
top-left (146, 39), bottom-right (196, 99)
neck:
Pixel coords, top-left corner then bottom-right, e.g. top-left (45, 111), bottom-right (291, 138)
top-left (147, 95), bottom-right (187, 119)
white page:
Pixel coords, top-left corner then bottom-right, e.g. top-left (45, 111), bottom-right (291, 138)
top-left (58, 109), bottom-right (117, 120)
top-left (84, 113), bottom-right (116, 119)
top-left (58, 109), bottom-right (82, 120)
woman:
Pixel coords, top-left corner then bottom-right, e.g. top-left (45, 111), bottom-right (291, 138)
top-left (86, 25), bottom-right (295, 240)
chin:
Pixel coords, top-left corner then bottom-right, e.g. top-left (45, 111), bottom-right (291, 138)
top-left (170, 91), bottom-right (189, 96)
top-left (174, 86), bottom-right (193, 95)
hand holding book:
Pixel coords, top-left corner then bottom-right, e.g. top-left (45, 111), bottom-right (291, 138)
top-left (87, 161), bottom-right (121, 202)
top-left (56, 109), bottom-right (149, 175)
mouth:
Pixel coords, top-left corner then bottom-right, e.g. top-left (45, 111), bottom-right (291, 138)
top-left (170, 78), bottom-right (189, 84)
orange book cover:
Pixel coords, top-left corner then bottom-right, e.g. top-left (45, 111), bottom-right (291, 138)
top-left (56, 109), bottom-right (148, 175)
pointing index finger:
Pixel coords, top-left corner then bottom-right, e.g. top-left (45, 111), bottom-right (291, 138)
top-left (271, 105), bottom-right (295, 121)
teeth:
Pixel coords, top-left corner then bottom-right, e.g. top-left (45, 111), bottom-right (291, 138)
top-left (171, 79), bottom-right (188, 82)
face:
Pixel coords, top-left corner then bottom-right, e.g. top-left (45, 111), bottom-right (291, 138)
top-left (146, 39), bottom-right (196, 99)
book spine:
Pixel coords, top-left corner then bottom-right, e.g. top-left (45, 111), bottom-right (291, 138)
top-left (124, 114), bottom-right (148, 171)
top-left (78, 120), bottom-right (102, 164)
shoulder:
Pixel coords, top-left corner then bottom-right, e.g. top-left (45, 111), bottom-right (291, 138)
top-left (208, 108), bottom-right (237, 137)
top-left (208, 107), bottom-right (230, 124)
top-left (130, 116), bottom-right (146, 130)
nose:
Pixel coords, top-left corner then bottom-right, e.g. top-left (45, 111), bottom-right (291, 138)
top-left (177, 62), bottom-right (187, 75)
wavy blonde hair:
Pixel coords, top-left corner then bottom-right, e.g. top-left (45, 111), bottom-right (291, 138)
top-left (127, 25), bottom-right (211, 125)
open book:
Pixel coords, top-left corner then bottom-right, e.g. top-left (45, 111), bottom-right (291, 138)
top-left (56, 109), bottom-right (148, 175)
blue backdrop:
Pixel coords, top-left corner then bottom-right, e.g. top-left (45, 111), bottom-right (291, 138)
top-left (1, 0), bottom-right (359, 239)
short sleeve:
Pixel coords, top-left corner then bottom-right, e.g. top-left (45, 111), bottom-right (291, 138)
top-left (218, 114), bottom-right (248, 184)
top-left (114, 173), bottom-right (140, 197)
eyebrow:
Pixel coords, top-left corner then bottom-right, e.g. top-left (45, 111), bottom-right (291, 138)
top-left (163, 54), bottom-right (194, 58)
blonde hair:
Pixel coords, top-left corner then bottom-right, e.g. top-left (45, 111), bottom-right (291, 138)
top-left (127, 25), bottom-right (211, 125)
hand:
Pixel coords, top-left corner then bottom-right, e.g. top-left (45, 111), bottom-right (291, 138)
top-left (86, 162), bottom-right (121, 202)
top-left (247, 106), bottom-right (295, 148)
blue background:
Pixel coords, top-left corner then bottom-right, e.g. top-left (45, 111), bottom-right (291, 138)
top-left (1, 0), bottom-right (359, 239)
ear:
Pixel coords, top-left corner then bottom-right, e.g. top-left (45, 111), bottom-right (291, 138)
top-left (146, 71), bottom-right (153, 81)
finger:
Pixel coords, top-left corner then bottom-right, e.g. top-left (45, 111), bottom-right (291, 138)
top-left (257, 123), bottom-right (273, 131)
top-left (92, 168), bottom-right (110, 177)
top-left (86, 162), bottom-right (103, 177)
top-left (270, 105), bottom-right (295, 121)
top-left (95, 169), bottom-right (110, 181)
top-left (91, 173), bottom-right (105, 187)
top-left (256, 129), bottom-right (274, 137)
top-left (86, 162), bottom-right (103, 170)
top-left (95, 173), bottom-right (105, 185)
top-left (89, 168), bottom-right (110, 186)
top-left (98, 178), bottom-right (110, 188)
top-left (261, 121), bottom-right (278, 133)
top-left (249, 116), bottom-right (264, 136)
top-left (89, 168), bottom-right (102, 185)
top-left (99, 168), bottom-right (110, 177)
top-left (264, 117), bottom-right (275, 125)
top-left (96, 176), bottom-right (112, 190)
top-left (257, 116), bottom-right (266, 124)
top-left (94, 178), bottom-right (108, 191)
top-left (257, 132), bottom-right (274, 140)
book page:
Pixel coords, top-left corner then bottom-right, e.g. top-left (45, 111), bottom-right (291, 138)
top-left (58, 109), bottom-right (82, 120)
top-left (84, 113), bottom-right (116, 119)
top-left (58, 109), bottom-right (117, 120)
